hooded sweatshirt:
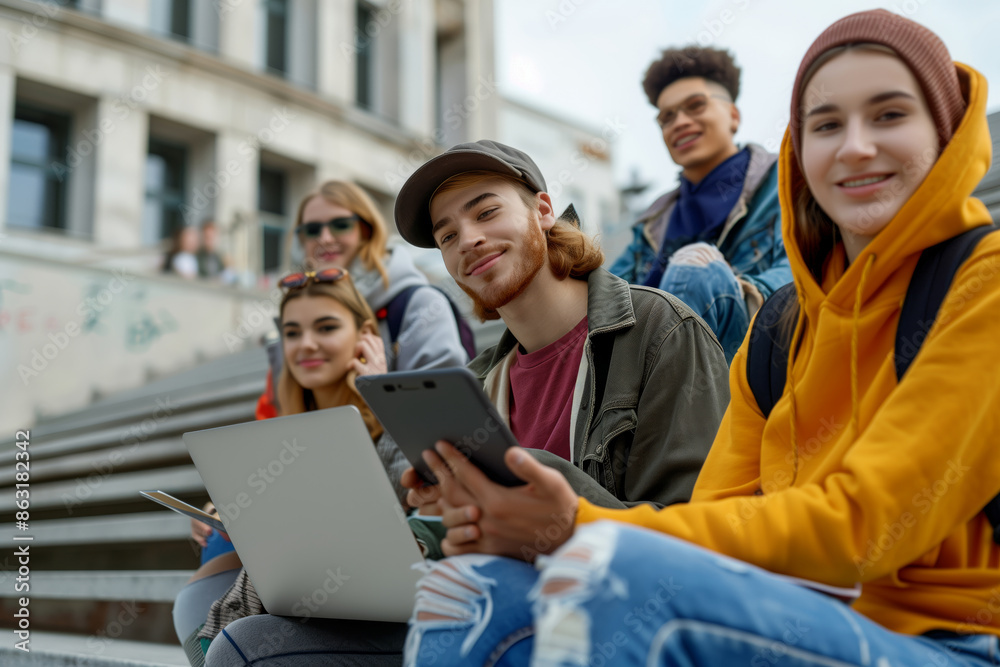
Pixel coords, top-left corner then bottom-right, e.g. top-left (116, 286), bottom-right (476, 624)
top-left (576, 63), bottom-right (1000, 637)
top-left (350, 245), bottom-right (468, 372)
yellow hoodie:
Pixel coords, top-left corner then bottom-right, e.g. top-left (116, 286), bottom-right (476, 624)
top-left (576, 63), bottom-right (1000, 637)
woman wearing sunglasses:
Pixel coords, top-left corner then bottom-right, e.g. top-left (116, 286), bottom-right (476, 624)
top-left (173, 269), bottom-right (412, 666)
top-left (254, 180), bottom-right (469, 420)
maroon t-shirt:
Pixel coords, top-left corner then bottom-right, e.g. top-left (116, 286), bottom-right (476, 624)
top-left (508, 317), bottom-right (589, 461)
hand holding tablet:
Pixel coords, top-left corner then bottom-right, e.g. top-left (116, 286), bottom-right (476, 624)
top-left (356, 368), bottom-right (525, 487)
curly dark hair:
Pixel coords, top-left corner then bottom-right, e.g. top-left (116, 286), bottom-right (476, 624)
top-left (642, 46), bottom-right (741, 106)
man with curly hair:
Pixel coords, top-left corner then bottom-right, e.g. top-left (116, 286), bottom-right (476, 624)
top-left (609, 46), bottom-right (791, 362)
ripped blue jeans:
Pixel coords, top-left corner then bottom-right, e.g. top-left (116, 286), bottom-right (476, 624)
top-left (658, 260), bottom-right (748, 364)
top-left (406, 522), bottom-right (999, 667)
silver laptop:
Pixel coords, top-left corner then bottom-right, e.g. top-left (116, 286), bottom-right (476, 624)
top-left (182, 405), bottom-right (425, 622)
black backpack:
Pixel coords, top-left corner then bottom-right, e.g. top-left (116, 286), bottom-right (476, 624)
top-left (381, 285), bottom-right (477, 361)
top-left (746, 225), bottom-right (999, 544)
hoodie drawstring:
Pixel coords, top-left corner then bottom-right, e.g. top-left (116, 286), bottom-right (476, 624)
top-left (851, 254), bottom-right (876, 442)
top-left (787, 253), bottom-right (875, 483)
top-left (787, 299), bottom-right (806, 483)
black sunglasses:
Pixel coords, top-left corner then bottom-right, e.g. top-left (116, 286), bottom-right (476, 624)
top-left (296, 215), bottom-right (361, 239)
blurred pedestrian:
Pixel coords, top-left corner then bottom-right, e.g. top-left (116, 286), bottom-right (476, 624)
top-left (196, 219), bottom-right (230, 281)
top-left (163, 225), bottom-right (200, 279)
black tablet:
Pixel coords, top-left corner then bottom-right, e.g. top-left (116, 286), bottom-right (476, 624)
top-left (356, 368), bottom-right (525, 487)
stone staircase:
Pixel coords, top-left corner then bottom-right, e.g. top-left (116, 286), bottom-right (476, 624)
top-left (0, 347), bottom-right (269, 663)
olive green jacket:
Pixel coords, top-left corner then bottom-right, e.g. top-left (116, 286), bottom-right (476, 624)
top-left (468, 268), bottom-right (729, 509)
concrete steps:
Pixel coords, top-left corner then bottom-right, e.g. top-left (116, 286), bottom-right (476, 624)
top-left (0, 347), bottom-right (269, 648)
top-left (0, 631), bottom-right (187, 666)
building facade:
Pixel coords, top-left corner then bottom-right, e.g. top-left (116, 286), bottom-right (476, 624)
top-left (498, 96), bottom-right (622, 243)
top-left (0, 0), bottom-right (632, 433)
top-left (1, 0), bottom-right (496, 278)
top-left (0, 0), bottom-right (499, 431)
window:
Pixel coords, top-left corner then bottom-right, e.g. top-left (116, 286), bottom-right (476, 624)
top-left (355, 1), bottom-right (374, 110)
top-left (52, 0), bottom-right (102, 13)
top-left (150, 0), bottom-right (192, 42)
top-left (259, 0), bottom-right (316, 88)
top-left (143, 139), bottom-right (187, 245)
top-left (258, 165), bottom-right (287, 274)
top-left (436, 29), bottom-right (466, 145)
top-left (264, 0), bottom-right (289, 76)
top-left (354, 0), bottom-right (401, 122)
top-left (7, 105), bottom-right (71, 232)
top-left (354, 0), bottom-right (399, 119)
top-left (151, 0), bottom-right (220, 52)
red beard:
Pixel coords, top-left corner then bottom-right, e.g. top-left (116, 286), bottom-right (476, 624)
top-left (457, 221), bottom-right (547, 321)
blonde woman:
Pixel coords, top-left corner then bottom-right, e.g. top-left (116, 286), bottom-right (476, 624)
top-left (255, 180), bottom-right (469, 419)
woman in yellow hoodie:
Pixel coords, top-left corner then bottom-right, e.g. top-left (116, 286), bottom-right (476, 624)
top-left (401, 9), bottom-right (1000, 667)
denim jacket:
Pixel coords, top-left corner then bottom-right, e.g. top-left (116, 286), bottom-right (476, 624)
top-left (609, 143), bottom-right (791, 303)
top-left (467, 268), bottom-right (729, 509)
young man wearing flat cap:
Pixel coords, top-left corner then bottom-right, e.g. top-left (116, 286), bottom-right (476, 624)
top-left (201, 141), bottom-right (731, 666)
top-left (394, 140), bottom-right (730, 513)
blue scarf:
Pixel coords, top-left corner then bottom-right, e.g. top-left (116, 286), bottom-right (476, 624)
top-left (643, 148), bottom-right (750, 287)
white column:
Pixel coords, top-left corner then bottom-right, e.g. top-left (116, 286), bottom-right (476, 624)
top-left (218, 0), bottom-right (258, 71)
top-left (92, 100), bottom-right (147, 248)
top-left (213, 131), bottom-right (259, 278)
top-left (101, 0), bottom-right (152, 32)
top-left (0, 62), bottom-right (15, 236)
top-left (317, 0), bottom-right (354, 102)
top-left (463, 0), bottom-right (498, 142)
top-left (397, 0), bottom-right (434, 136)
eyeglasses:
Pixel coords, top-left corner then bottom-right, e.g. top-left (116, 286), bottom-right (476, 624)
top-left (278, 267), bottom-right (349, 291)
top-left (296, 215), bottom-right (361, 239)
top-left (656, 94), bottom-right (731, 129)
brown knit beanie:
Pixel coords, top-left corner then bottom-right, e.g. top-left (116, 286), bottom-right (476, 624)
top-left (791, 9), bottom-right (965, 158)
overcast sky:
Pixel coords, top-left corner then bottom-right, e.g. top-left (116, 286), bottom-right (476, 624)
top-left (495, 0), bottom-right (1000, 210)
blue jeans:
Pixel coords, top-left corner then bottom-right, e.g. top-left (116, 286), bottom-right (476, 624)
top-left (405, 522), bottom-right (999, 666)
top-left (658, 260), bottom-right (748, 364)
top-left (200, 529), bottom-right (236, 565)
